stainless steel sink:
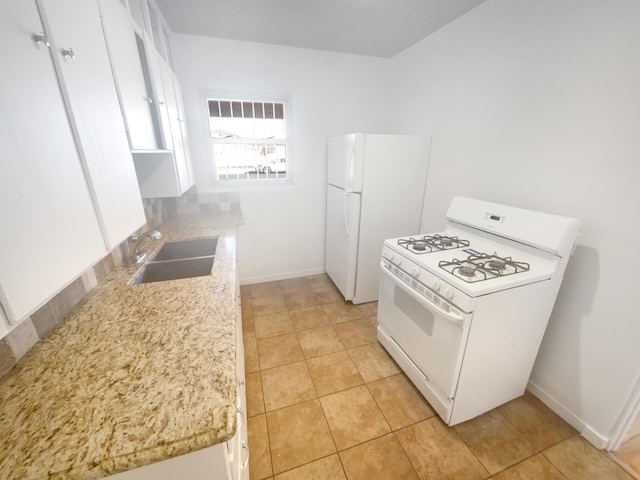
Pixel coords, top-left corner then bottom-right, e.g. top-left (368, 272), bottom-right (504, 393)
top-left (133, 237), bottom-right (218, 284)
top-left (151, 237), bottom-right (218, 261)
top-left (134, 257), bottom-right (215, 284)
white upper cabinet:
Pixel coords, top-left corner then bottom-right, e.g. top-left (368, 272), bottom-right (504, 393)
top-left (99, 0), bottom-right (158, 150)
top-left (0, 0), bottom-right (106, 322)
top-left (37, 0), bottom-right (146, 248)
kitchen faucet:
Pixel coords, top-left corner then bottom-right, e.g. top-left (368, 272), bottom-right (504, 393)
top-left (123, 230), bottom-right (162, 267)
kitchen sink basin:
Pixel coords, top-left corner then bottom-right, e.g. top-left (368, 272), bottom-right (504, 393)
top-left (134, 256), bottom-right (215, 284)
top-left (151, 237), bottom-right (218, 261)
top-left (132, 237), bottom-right (218, 284)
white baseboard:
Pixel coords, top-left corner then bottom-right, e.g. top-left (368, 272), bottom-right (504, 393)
top-left (527, 380), bottom-right (609, 450)
top-left (240, 267), bottom-right (326, 285)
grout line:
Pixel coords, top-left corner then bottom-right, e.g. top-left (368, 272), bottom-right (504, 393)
top-left (607, 451), bottom-right (640, 480)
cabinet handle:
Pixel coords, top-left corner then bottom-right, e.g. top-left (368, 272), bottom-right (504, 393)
top-left (60, 47), bottom-right (75, 60)
top-left (143, 96), bottom-right (154, 104)
top-left (235, 406), bottom-right (244, 433)
top-left (31, 32), bottom-right (50, 48)
top-left (241, 441), bottom-right (250, 470)
top-left (237, 377), bottom-right (245, 388)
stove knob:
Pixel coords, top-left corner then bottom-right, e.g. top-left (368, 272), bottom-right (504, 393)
top-left (410, 267), bottom-right (420, 278)
top-left (383, 251), bottom-right (394, 262)
top-left (442, 287), bottom-right (454, 300)
top-left (432, 280), bottom-right (441, 292)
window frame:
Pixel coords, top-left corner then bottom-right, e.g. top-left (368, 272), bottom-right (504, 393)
top-left (203, 91), bottom-right (292, 187)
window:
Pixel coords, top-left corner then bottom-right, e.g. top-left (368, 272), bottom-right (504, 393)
top-left (208, 97), bottom-right (288, 181)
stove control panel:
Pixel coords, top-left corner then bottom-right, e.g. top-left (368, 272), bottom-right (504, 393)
top-left (380, 246), bottom-right (475, 313)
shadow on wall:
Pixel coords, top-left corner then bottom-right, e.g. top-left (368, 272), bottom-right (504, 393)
top-left (531, 245), bottom-right (600, 421)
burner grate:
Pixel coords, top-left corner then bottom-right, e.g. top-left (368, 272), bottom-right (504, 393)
top-left (439, 253), bottom-right (530, 283)
top-left (398, 234), bottom-right (470, 254)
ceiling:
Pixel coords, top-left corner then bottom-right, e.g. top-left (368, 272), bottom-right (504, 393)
top-left (154, 0), bottom-right (487, 58)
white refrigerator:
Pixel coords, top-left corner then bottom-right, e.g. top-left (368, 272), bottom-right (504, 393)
top-left (325, 133), bottom-right (430, 304)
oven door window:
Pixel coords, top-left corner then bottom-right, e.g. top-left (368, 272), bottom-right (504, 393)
top-left (378, 268), bottom-right (470, 399)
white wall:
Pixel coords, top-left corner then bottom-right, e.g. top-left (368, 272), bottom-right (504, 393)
top-left (171, 35), bottom-right (388, 283)
top-left (387, 0), bottom-right (640, 445)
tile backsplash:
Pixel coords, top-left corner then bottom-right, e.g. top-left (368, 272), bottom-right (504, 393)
top-left (0, 188), bottom-right (240, 378)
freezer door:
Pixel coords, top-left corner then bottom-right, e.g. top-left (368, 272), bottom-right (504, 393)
top-left (327, 133), bottom-right (365, 192)
top-left (325, 186), bottom-right (361, 301)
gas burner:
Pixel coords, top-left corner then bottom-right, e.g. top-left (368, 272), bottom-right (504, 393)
top-left (459, 265), bottom-right (477, 277)
top-left (398, 234), bottom-right (470, 254)
top-left (412, 241), bottom-right (428, 251)
top-left (439, 253), bottom-right (530, 283)
top-left (435, 237), bottom-right (453, 247)
top-left (487, 259), bottom-right (506, 270)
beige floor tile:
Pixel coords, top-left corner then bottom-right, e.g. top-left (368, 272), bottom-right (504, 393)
top-left (283, 290), bottom-right (321, 310)
top-left (493, 453), bottom-right (568, 480)
top-left (266, 399), bottom-right (336, 474)
top-left (240, 284), bottom-right (251, 301)
top-left (314, 287), bottom-right (344, 305)
top-left (322, 301), bottom-right (363, 324)
top-left (497, 391), bottom-right (577, 450)
top-left (616, 434), bottom-right (640, 474)
top-left (274, 454), bottom-right (346, 480)
top-left (297, 325), bottom-right (345, 359)
top-left (254, 312), bottom-right (295, 339)
top-left (253, 294), bottom-right (289, 316)
top-left (246, 371), bottom-right (265, 417)
top-left (348, 343), bottom-right (400, 383)
top-left (243, 321), bottom-right (256, 342)
top-left (307, 351), bottom-right (364, 396)
top-left (453, 409), bottom-right (537, 475)
top-left (353, 302), bottom-right (378, 317)
top-left (368, 374), bottom-right (434, 430)
top-left (279, 277), bottom-right (312, 294)
top-left (248, 414), bottom-right (273, 480)
top-left (244, 337), bottom-right (260, 373)
top-left (543, 435), bottom-right (634, 480)
top-left (261, 361), bottom-right (317, 411)
top-left (241, 299), bottom-right (253, 319)
top-left (306, 274), bottom-right (334, 290)
top-left (257, 333), bottom-right (304, 370)
top-left (339, 433), bottom-right (419, 480)
top-left (250, 281), bottom-right (282, 298)
top-left (320, 385), bottom-right (390, 450)
top-left (289, 306), bottom-right (331, 332)
top-left (396, 417), bottom-right (489, 480)
top-left (334, 317), bottom-right (379, 349)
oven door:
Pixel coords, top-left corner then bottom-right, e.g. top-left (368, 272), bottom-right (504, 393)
top-left (377, 262), bottom-right (471, 399)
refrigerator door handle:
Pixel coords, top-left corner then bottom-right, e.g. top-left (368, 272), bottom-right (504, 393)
top-left (343, 192), bottom-right (350, 238)
top-left (345, 146), bottom-right (356, 193)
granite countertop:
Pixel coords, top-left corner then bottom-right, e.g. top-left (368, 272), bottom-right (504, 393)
top-left (0, 212), bottom-right (242, 479)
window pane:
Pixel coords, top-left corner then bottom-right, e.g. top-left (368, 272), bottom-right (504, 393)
top-left (242, 102), bottom-right (254, 118)
top-left (220, 101), bottom-right (232, 117)
top-left (254, 102), bottom-right (264, 119)
top-left (264, 103), bottom-right (274, 119)
top-left (209, 100), bottom-right (220, 117)
top-left (274, 103), bottom-right (284, 119)
top-left (209, 97), bottom-right (288, 181)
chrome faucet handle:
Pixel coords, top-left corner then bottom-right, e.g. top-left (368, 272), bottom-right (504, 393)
top-left (123, 230), bottom-right (162, 267)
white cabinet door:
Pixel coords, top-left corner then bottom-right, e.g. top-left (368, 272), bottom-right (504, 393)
top-left (38, 0), bottom-right (145, 249)
top-left (0, 0), bottom-right (105, 323)
top-left (158, 58), bottom-right (192, 193)
top-left (99, 0), bottom-right (158, 150)
top-left (106, 444), bottom-right (231, 479)
top-left (143, 31), bottom-right (173, 150)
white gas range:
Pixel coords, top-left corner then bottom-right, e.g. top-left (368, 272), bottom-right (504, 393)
top-left (377, 196), bottom-right (580, 426)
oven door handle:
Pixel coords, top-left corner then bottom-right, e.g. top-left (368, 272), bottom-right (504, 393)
top-left (380, 263), bottom-right (464, 326)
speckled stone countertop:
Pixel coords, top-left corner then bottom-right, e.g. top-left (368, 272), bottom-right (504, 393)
top-left (0, 212), bottom-right (242, 479)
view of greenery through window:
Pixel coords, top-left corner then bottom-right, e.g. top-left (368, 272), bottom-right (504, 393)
top-left (208, 99), bottom-right (287, 181)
